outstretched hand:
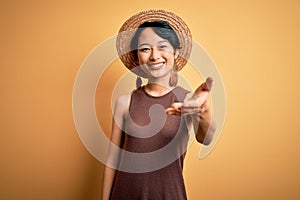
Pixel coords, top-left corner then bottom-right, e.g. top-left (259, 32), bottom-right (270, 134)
top-left (165, 77), bottom-right (213, 116)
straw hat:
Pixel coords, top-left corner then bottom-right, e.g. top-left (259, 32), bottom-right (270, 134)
top-left (116, 9), bottom-right (192, 78)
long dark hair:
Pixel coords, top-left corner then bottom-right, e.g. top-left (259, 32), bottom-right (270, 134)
top-left (130, 21), bottom-right (181, 60)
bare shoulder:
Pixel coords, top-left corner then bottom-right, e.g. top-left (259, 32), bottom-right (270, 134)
top-left (114, 93), bottom-right (131, 117)
top-left (115, 93), bottom-right (131, 108)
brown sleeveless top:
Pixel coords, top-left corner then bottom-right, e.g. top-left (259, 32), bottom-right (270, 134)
top-left (110, 86), bottom-right (190, 200)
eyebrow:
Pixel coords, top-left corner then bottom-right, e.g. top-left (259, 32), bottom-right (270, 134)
top-left (138, 40), bottom-right (168, 48)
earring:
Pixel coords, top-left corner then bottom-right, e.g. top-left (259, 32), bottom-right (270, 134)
top-left (169, 64), bottom-right (178, 87)
top-left (136, 76), bottom-right (142, 88)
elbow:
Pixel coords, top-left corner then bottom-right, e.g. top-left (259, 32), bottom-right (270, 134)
top-left (196, 131), bottom-right (214, 145)
top-left (196, 120), bottom-right (216, 145)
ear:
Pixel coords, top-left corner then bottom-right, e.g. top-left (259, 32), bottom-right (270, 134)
top-left (174, 49), bottom-right (179, 59)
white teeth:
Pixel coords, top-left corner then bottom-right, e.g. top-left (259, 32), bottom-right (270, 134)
top-left (148, 62), bottom-right (164, 68)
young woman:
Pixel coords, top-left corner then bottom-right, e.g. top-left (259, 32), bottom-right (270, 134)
top-left (102, 10), bottom-right (216, 200)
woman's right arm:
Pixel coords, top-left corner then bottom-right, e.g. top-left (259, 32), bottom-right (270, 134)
top-left (101, 94), bottom-right (130, 200)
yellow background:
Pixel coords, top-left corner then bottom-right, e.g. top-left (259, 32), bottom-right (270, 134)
top-left (1, 0), bottom-right (300, 199)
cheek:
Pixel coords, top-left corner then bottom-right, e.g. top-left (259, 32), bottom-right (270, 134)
top-left (164, 54), bottom-right (176, 65)
top-left (137, 53), bottom-right (148, 64)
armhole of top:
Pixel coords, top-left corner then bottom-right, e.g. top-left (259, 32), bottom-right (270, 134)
top-left (173, 86), bottom-right (191, 102)
top-left (117, 92), bottom-right (132, 149)
top-left (123, 89), bottom-right (136, 121)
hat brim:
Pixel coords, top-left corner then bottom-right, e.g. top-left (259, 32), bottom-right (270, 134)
top-left (116, 9), bottom-right (192, 78)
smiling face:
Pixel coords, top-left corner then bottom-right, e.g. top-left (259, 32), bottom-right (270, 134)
top-left (137, 27), bottom-right (178, 82)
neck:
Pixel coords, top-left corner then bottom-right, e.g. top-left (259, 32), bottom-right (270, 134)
top-left (144, 71), bottom-right (176, 96)
top-left (147, 72), bottom-right (171, 87)
top-left (144, 80), bottom-right (175, 97)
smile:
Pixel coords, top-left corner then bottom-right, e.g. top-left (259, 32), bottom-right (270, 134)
top-left (147, 62), bottom-right (165, 70)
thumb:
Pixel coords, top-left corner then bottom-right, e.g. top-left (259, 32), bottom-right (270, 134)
top-left (195, 77), bottom-right (213, 96)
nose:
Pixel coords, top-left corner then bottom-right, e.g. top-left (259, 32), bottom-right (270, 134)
top-left (150, 48), bottom-right (160, 61)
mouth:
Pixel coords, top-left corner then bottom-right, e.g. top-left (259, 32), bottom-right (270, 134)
top-left (147, 62), bottom-right (165, 70)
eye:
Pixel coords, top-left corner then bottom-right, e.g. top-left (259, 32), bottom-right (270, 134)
top-left (139, 47), bottom-right (150, 52)
top-left (159, 45), bottom-right (168, 49)
top-left (158, 44), bottom-right (172, 52)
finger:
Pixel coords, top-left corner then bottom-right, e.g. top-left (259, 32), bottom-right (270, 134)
top-left (181, 108), bottom-right (201, 116)
top-left (165, 108), bottom-right (181, 116)
top-left (181, 101), bottom-right (208, 116)
top-left (170, 102), bottom-right (183, 109)
top-left (205, 77), bottom-right (213, 91)
top-left (182, 99), bottom-right (199, 108)
top-left (165, 102), bottom-right (182, 113)
top-left (183, 93), bottom-right (208, 108)
top-left (165, 102), bottom-right (183, 116)
top-left (194, 77), bottom-right (214, 96)
top-left (165, 107), bottom-right (175, 113)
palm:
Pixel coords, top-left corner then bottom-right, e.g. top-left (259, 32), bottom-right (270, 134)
top-left (166, 77), bottom-right (213, 116)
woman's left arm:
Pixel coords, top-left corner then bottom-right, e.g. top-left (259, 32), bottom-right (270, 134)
top-left (191, 98), bottom-right (216, 145)
top-left (166, 77), bottom-right (216, 145)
